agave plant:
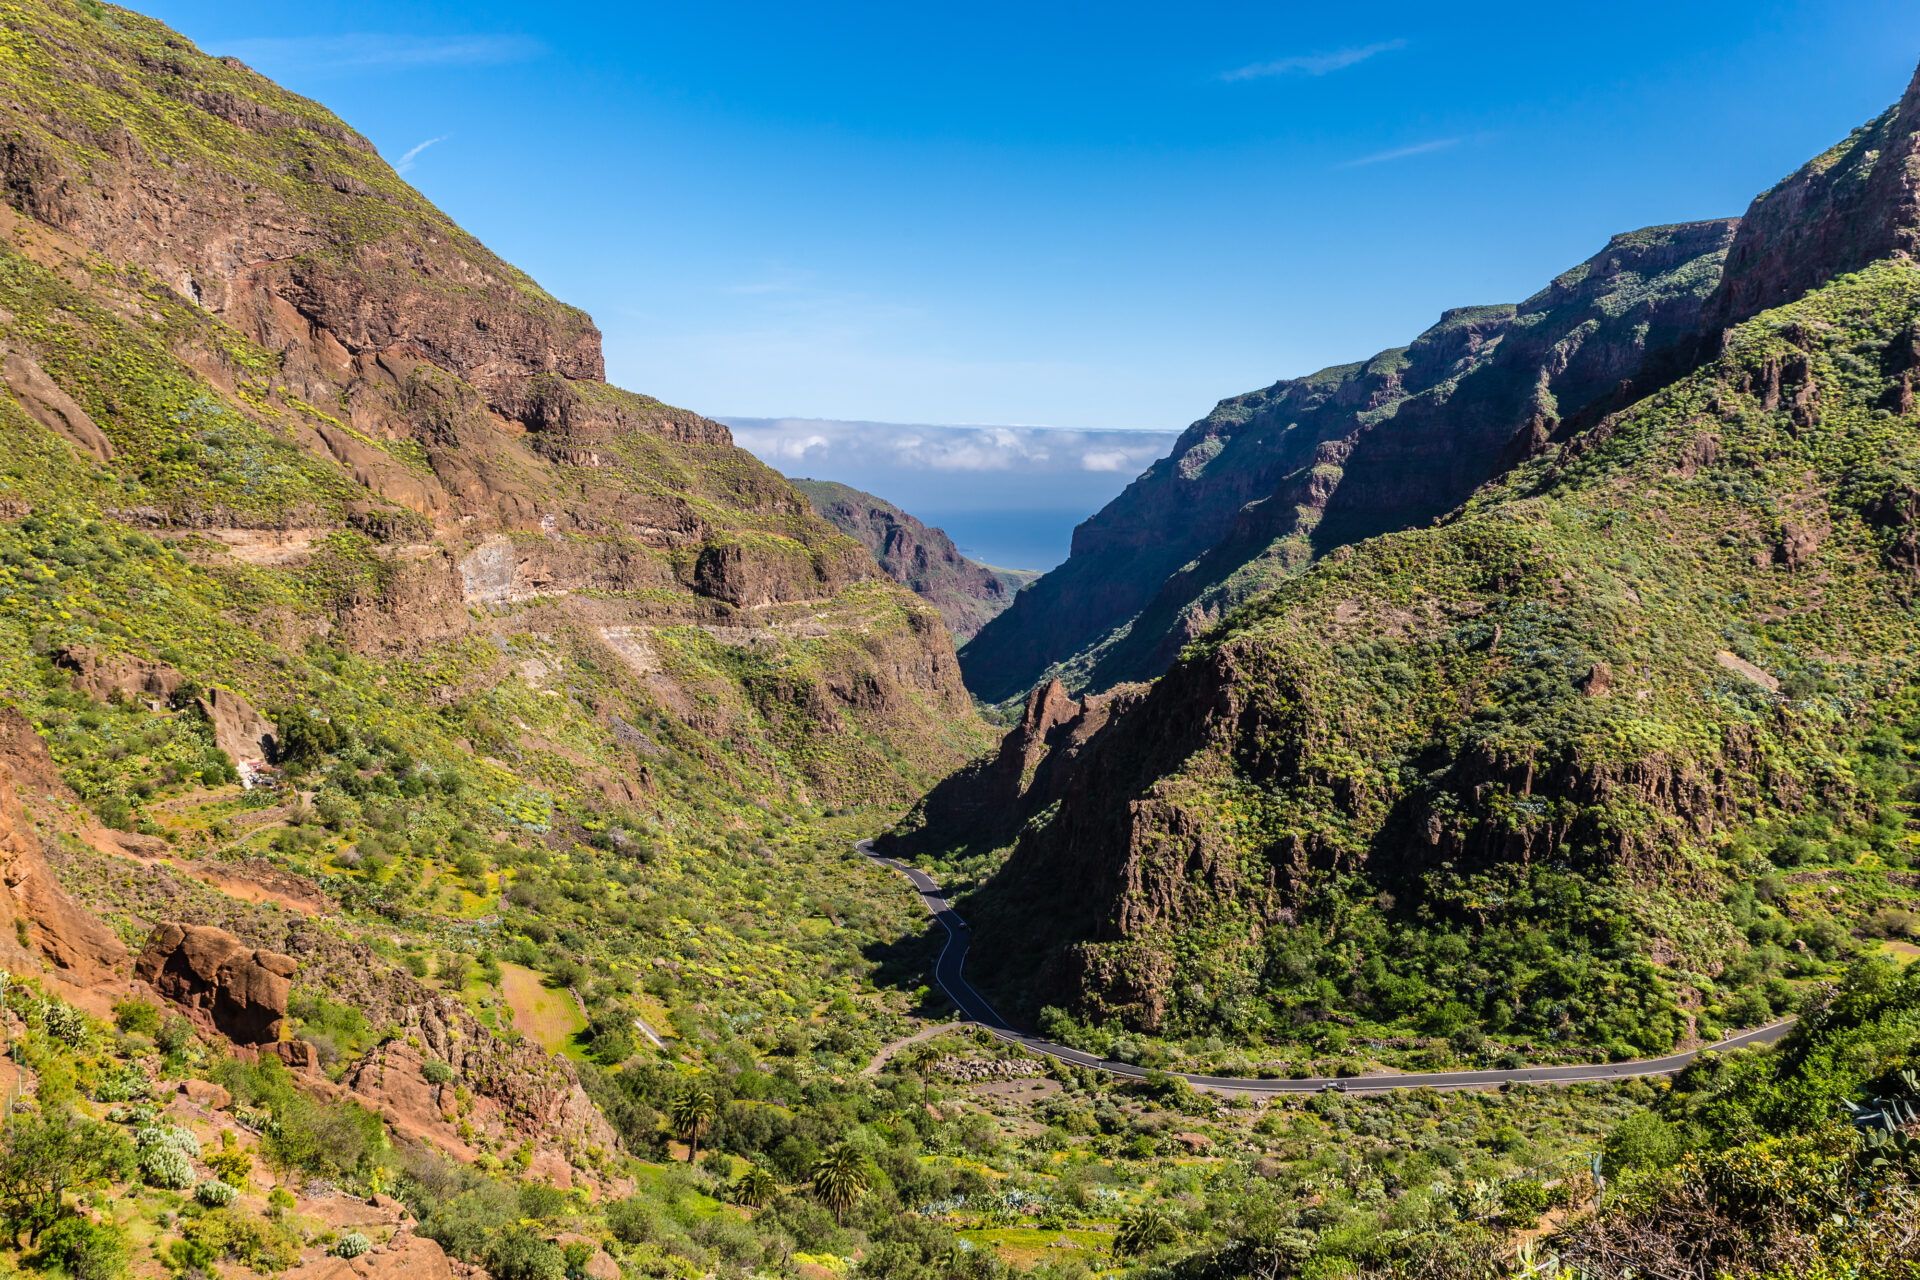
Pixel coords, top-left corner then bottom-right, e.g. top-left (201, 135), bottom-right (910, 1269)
top-left (1114, 1205), bottom-right (1180, 1257)
top-left (1844, 1067), bottom-right (1920, 1168)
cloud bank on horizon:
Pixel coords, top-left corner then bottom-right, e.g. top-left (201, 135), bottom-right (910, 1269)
top-left (721, 418), bottom-right (1181, 571)
top-left (725, 418), bottom-right (1176, 478)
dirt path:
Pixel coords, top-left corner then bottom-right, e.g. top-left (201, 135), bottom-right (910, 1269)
top-left (85, 830), bottom-right (330, 914)
top-left (863, 1020), bottom-right (969, 1076)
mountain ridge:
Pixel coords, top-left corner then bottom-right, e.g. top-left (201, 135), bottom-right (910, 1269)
top-left (790, 477), bottom-right (1035, 642)
top-left (959, 217), bottom-right (1742, 704)
top-left (916, 58), bottom-right (1920, 1070)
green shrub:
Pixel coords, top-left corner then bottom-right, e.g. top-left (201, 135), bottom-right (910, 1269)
top-left (605, 1196), bottom-right (661, 1245)
top-left (38, 1214), bottom-right (128, 1280)
top-left (483, 1228), bottom-right (566, 1280)
top-left (153, 1015), bottom-right (195, 1056)
top-left (110, 998), bottom-right (160, 1037)
top-left (1499, 1179), bottom-right (1551, 1227)
top-left (1601, 1112), bottom-right (1685, 1178)
top-left (211, 1055), bottom-right (385, 1178)
top-left (517, 1181), bottom-right (568, 1220)
top-left (275, 708), bottom-right (344, 765)
top-left (413, 1183), bottom-right (518, 1261)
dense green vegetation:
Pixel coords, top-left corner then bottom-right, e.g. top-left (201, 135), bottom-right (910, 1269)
top-left (0, 1), bottom-right (1914, 1276)
top-left (953, 261), bottom-right (1920, 1084)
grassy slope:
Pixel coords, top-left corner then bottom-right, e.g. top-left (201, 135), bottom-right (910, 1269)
top-left (964, 260), bottom-right (1920, 1072)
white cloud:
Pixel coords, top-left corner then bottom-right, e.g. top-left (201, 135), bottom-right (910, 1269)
top-left (395, 136), bottom-right (446, 175)
top-left (1080, 450), bottom-right (1133, 472)
top-left (217, 33), bottom-right (543, 75)
top-left (1340, 137), bottom-right (1462, 168)
top-left (725, 418), bottom-right (1177, 479)
top-left (769, 433), bottom-right (831, 460)
top-left (1222, 39), bottom-right (1406, 82)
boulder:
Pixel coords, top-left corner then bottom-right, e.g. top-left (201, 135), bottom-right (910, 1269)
top-left (282, 1233), bottom-right (453, 1280)
top-left (134, 922), bottom-right (296, 1045)
top-left (197, 687), bottom-right (276, 766)
top-left (0, 761), bottom-right (126, 986)
top-left (272, 1039), bottom-right (324, 1074)
top-left (180, 1079), bottom-right (232, 1110)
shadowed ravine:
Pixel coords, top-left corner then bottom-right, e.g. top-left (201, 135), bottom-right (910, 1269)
top-left (859, 839), bottom-right (1797, 1094)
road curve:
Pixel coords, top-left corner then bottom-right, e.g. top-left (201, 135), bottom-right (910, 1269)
top-left (858, 839), bottom-right (1796, 1094)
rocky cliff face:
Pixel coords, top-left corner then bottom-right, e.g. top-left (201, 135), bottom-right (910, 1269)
top-left (0, 758), bottom-right (124, 990)
top-left (1704, 60), bottom-right (1920, 336)
top-left (792, 479), bottom-right (1025, 641)
top-left (954, 59), bottom-right (1920, 1049)
top-left (883, 678), bottom-right (1144, 856)
top-left (344, 996), bottom-right (619, 1176)
top-left (135, 920), bottom-right (296, 1043)
top-left (0, 0), bottom-right (984, 806)
top-left (960, 220), bottom-right (1739, 703)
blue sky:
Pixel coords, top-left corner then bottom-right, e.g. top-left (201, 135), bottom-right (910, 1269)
top-left (144, 1), bottom-right (1920, 433)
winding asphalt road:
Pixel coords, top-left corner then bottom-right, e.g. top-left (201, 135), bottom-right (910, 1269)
top-left (858, 839), bottom-right (1796, 1095)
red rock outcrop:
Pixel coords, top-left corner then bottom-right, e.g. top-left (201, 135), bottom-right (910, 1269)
top-left (134, 922), bottom-right (296, 1044)
top-left (281, 1226), bottom-right (454, 1280)
top-left (0, 761), bottom-right (126, 988)
top-left (342, 997), bottom-right (619, 1177)
top-left (883, 678), bottom-right (1144, 856)
top-left (1, 348), bottom-right (113, 462)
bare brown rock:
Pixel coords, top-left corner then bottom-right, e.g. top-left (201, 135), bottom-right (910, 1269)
top-left (0, 761), bottom-right (126, 988)
top-left (134, 922), bottom-right (296, 1044)
top-left (180, 1079), bottom-right (232, 1110)
top-left (54, 645), bottom-right (184, 704)
top-left (341, 997), bottom-right (619, 1174)
top-left (196, 687), bottom-right (276, 766)
top-left (1, 349), bottom-right (113, 462)
top-left (884, 678), bottom-right (1146, 856)
top-left (282, 1233), bottom-right (454, 1280)
top-left (0, 709), bottom-right (74, 810)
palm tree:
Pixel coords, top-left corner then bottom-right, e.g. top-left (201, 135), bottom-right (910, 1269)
top-left (1114, 1205), bottom-right (1180, 1258)
top-left (669, 1085), bottom-right (716, 1164)
top-left (809, 1144), bottom-right (870, 1225)
top-left (733, 1164), bottom-right (779, 1208)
